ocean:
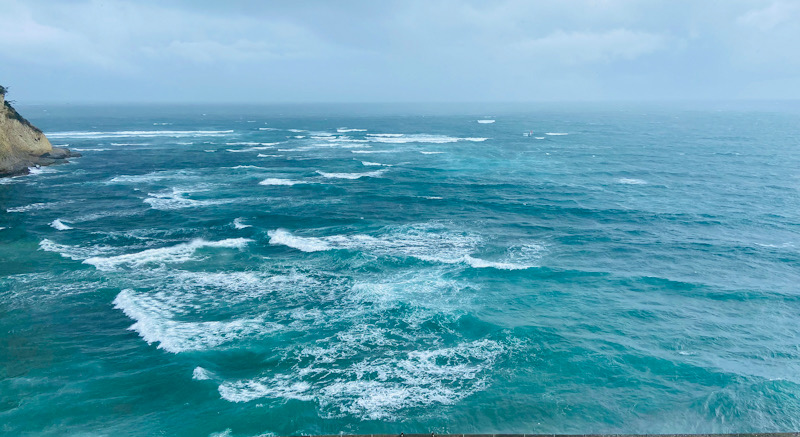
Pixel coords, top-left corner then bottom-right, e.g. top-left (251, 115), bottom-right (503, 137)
top-left (1, 102), bottom-right (799, 436)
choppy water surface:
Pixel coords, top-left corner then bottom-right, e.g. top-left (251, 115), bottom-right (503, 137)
top-left (1, 103), bottom-right (799, 436)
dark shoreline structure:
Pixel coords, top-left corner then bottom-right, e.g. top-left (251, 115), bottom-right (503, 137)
top-left (0, 85), bottom-right (79, 177)
top-left (283, 434), bottom-right (800, 437)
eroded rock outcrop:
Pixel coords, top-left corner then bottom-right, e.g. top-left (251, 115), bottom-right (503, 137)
top-left (0, 88), bottom-right (79, 177)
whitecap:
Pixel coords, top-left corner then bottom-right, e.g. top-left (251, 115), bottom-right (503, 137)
top-left (46, 130), bottom-right (234, 139)
top-left (545, 132), bottom-right (568, 136)
top-left (84, 238), bottom-right (252, 271)
top-left (477, 119), bottom-right (495, 124)
top-left (361, 161), bottom-right (391, 167)
top-left (112, 288), bottom-right (277, 353)
top-left (316, 169), bottom-right (386, 179)
top-left (616, 178), bottom-right (647, 185)
top-left (367, 134), bottom-right (487, 144)
top-left (257, 154), bottom-right (281, 158)
top-left (193, 367), bottom-right (214, 381)
top-left (267, 229), bottom-right (332, 252)
top-left (50, 219), bottom-right (73, 231)
top-left (420, 151), bottom-right (444, 155)
top-left (71, 148), bottom-right (109, 152)
top-left (233, 218), bottom-right (252, 229)
top-left (259, 178), bottom-right (306, 186)
top-left (337, 128), bottom-right (367, 133)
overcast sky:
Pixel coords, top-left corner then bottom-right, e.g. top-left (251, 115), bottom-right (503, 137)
top-left (1, 0), bottom-right (799, 103)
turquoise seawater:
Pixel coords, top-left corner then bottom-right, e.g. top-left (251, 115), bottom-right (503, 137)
top-left (1, 103), bottom-right (799, 436)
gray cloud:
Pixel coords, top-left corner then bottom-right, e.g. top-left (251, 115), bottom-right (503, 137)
top-left (0, 0), bottom-right (798, 102)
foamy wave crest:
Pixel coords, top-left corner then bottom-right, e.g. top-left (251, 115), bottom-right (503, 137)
top-left (617, 178), bottom-right (647, 185)
top-left (144, 188), bottom-right (232, 210)
top-left (367, 134), bottom-right (487, 144)
top-left (71, 148), bottom-right (109, 152)
top-left (268, 229), bottom-right (332, 252)
top-left (218, 339), bottom-right (505, 420)
top-left (420, 151), bottom-right (444, 155)
top-left (39, 239), bottom-right (115, 261)
top-left (259, 178), bottom-right (306, 186)
top-left (267, 224), bottom-right (542, 269)
top-left (545, 132), bottom-right (568, 136)
top-left (361, 161), bottom-right (391, 167)
top-left (84, 238), bottom-right (252, 271)
top-left (351, 150), bottom-right (394, 154)
top-left (337, 128), bottom-right (367, 133)
top-left (316, 169), bottom-right (386, 179)
top-left (46, 130), bottom-right (234, 139)
top-left (193, 367), bottom-right (214, 381)
top-left (7, 201), bottom-right (62, 213)
top-left (50, 219), bottom-right (73, 231)
top-left (233, 218), bottom-right (252, 229)
top-left (113, 288), bottom-right (277, 353)
top-left (477, 119), bottom-right (495, 124)
top-left (226, 143), bottom-right (280, 152)
top-left (109, 170), bottom-right (196, 184)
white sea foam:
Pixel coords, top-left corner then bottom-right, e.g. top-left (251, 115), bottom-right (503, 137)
top-left (7, 202), bottom-right (59, 213)
top-left (257, 154), bottom-right (281, 158)
top-left (226, 144), bottom-right (278, 152)
top-left (84, 238), bottom-right (252, 271)
top-left (39, 239), bottom-right (115, 261)
top-left (617, 178), bottom-right (647, 185)
top-left (420, 151), bottom-right (444, 155)
top-left (50, 219), bottom-right (73, 231)
top-left (477, 119), bottom-right (495, 124)
top-left (545, 132), bottom-right (568, 136)
top-left (367, 134), bottom-right (487, 144)
top-left (109, 143), bottom-right (150, 146)
top-left (534, 137), bottom-right (545, 140)
top-left (27, 166), bottom-right (58, 176)
top-left (287, 129), bottom-right (306, 133)
top-left (316, 169), bottom-right (386, 179)
top-left (144, 187), bottom-right (231, 210)
top-left (351, 150), bottom-right (394, 154)
top-left (258, 127), bottom-right (279, 131)
top-left (268, 229), bottom-right (332, 252)
top-left (46, 130), bottom-right (234, 139)
top-left (259, 178), bottom-right (306, 186)
top-left (233, 218), bottom-right (252, 229)
top-left (71, 148), bottom-right (109, 152)
top-left (109, 170), bottom-right (196, 184)
top-left (193, 367), bottom-right (214, 380)
top-left (267, 224), bottom-right (542, 269)
top-left (361, 161), bottom-right (391, 167)
top-left (112, 288), bottom-right (276, 353)
top-left (337, 128), bottom-right (367, 133)
top-left (218, 339), bottom-right (505, 420)
top-left (367, 134), bottom-right (403, 137)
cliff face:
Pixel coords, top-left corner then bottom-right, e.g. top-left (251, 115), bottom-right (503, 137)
top-left (0, 93), bottom-right (78, 177)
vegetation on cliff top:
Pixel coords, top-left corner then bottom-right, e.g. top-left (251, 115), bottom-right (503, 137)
top-left (2, 85), bottom-right (43, 134)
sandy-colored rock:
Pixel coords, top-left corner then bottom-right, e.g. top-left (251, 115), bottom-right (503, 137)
top-left (0, 91), bottom-right (77, 177)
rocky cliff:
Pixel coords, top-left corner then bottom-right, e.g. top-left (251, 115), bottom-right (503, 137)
top-left (0, 89), bottom-right (79, 177)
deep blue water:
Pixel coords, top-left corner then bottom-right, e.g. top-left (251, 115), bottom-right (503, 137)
top-left (1, 103), bottom-right (799, 436)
